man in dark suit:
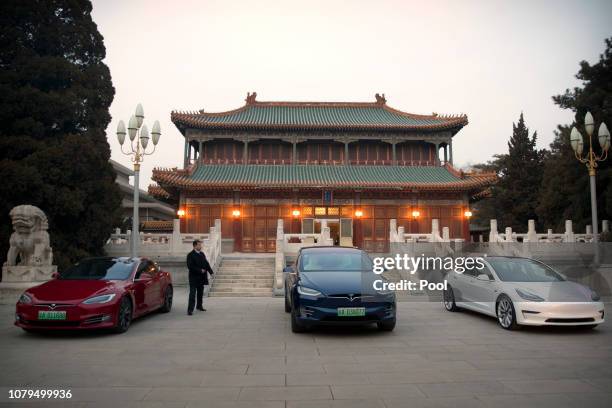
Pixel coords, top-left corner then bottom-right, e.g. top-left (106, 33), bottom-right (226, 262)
top-left (186, 239), bottom-right (214, 315)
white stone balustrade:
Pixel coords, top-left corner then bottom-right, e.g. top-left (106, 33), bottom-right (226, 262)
top-left (389, 218), bottom-right (610, 244)
top-left (105, 219), bottom-right (221, 265)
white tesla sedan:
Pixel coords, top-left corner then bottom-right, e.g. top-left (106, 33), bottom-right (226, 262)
top-left (443, 256), bottom-right (605, 330)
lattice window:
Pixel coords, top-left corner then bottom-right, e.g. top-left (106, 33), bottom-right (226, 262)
top-left (315, 207), bottom-right (326, 216)
top-left (327, 207), bottom-right (339, 216)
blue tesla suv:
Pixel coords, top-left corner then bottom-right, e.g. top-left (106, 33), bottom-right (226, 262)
top-left (284, 246), bottom-right (396, 332)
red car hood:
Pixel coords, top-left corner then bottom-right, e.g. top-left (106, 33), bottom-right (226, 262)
top-left (26, 279), bottom-right (121, 303)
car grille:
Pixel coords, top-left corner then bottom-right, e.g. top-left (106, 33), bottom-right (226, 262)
top-left (34, 303), bottom-right (76, 308)
top-left (545, 318), bottom-right (595, 323)
top-left (327, 294), bottom-right (374, 302)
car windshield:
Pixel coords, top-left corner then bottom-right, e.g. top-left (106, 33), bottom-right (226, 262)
top-left (60, 259), bottom-right (134, 280)
top-left (300, 251), bottom-right (372, 272)
top-left (488, 258), bottom-right (565, 282)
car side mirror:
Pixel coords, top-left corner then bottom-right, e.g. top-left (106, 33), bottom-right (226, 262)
top-left (51, 272), bottom-right (60, 279)
top-left (476, 274), bottom-right (491, 281)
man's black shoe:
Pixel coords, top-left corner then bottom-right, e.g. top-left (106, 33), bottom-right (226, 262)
top-left (187, 311), bottom-right (193, 315)
top-left (196, 307), bottom-right (206, 311)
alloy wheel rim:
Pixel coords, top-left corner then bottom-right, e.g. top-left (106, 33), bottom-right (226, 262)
top-left (166, 289), bottom-right (173, 309)
top-left (120, 300), bottom-right (131, 329)
top-left (498, 298), bottom-right (512, 327)
top-left (443, 290), bottom-right (454, 310)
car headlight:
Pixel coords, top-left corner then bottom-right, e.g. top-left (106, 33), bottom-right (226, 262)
top-left (376, 287), bottom-right (395, 296)
top-left (591, 290), bottom-right (601, 301)
top-left (516, 288), bottom-right (545, 302)
top-left (297, 286), bottom-right (322, 297)
top-left (18, 293), bottom-right (32, 304)
top-left (82, 293), bottom-right (116, 304)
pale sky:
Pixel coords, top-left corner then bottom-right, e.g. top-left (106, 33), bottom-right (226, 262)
top-left (91, 0), bottom-right (612, 187)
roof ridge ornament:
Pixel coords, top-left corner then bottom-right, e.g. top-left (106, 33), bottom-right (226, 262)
top-left (245, 91), bottom-right (258, 105)
top-left (375, 93), bottom-right (386, 105)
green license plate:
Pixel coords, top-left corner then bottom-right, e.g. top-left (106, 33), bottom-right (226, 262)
top-left (337, 307), bottom-right (365, 317)
top-left (38, 311), bottom-right (66, 320)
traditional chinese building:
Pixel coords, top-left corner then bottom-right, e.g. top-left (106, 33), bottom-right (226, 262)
top-left (150, 93), bottom-right (495, 253)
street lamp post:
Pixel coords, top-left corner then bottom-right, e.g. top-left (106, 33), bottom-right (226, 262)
top-left (570, 111), bottom-right (610, 264)
top-left (116, 104), bottom-right (161, 258)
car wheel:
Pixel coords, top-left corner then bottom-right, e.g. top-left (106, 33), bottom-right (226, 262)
top-left (284, 289), bottom-right (291, 313)
top-left (159, 285), bottom-right (173, 313)
top-left (443, 286), bottom-right (460, 312)
top-left (377, 318), bottom-right (396, 331)
top-left (291, 306), bottom-right (307, 333)
top-left (496, 295), bottom-right (519, 330)
top-left (113, 296), bottom-right (133, 334)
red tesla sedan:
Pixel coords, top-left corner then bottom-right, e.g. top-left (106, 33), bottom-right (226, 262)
top-left (15, 257), bottom-right (173, 333)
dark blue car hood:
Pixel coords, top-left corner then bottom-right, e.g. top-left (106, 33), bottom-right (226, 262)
top-left (299, 270), bottom-right (379, 296)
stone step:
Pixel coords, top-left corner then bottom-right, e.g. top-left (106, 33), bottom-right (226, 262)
top-left (213, 281), bottom-right (272, 288)
top-left (211, 257), bottom-right (276, 297)
top-left (215, 273), bottom-right (274, 278)
top-left (211, 286), bottom-right (272, 292)
top-left (218, 265), bottom-right (275, 270)
top-left (214, 277), bottom-right (273, 283)
top-left (209, 291), bottom-right (272, 297)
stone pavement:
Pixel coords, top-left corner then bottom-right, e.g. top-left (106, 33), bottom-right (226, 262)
top-left (0, 287), bottom-right (611, 407)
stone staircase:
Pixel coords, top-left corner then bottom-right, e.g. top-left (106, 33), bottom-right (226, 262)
top-left (209, 255), bottom-right (275, 297)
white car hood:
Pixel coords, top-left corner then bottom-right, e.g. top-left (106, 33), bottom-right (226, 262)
top-left (502, 281), bottom-right (594, 302)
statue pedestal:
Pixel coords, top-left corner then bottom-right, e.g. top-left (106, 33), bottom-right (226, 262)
top-left (0, 265), bottom-right (57, 304)
top-left (2, 265), bottom-right (57, 282)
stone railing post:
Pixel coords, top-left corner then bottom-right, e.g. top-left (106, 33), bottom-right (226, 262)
top-left (275, 218), bottom-right (285, 292)
top-left (564, 220), bottom-right (574, 242)
top-left (505, 227), bottom-right (514, 242)
top-left (171, 218), bottom-right (182, 254)
top-left (489, 219), bottom-right (498, 242)
top-left (321, 227), bottom-right (331, 245)
top-left (389, 219), bottom-right (398, 242)
top-left (214, 219), bottom-right (221, 261)
top-left (276, 219), bottom-right (284, 254)
top-left (527, 219), bottom-right (537, 242)
top-left (432, 219), bottom-right (440, 242)
top-left (397, 226), bottom-right (405, 242)
top-left (442, 226), bottom-right (450, 242)
top-left (603, 220), bottom-right (610, 233)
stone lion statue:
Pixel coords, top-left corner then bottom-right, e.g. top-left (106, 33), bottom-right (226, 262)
top-left (5, 205), bottom-right (53, 267)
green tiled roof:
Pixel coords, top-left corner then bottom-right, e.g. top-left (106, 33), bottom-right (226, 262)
top-left (190, 165), bottom-right (460, 184)
top-left (171, 96), bottom-right (468, 131)
top-left (152, 164), bottom-right (496, 191)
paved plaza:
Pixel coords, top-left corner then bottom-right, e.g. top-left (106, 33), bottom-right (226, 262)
top-left (1, 288), bottom-right (611, 408)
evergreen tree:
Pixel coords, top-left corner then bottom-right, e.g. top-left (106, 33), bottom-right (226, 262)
top-left (0, 0), bottom-right (121, 271)
top-left (473, 114), bottom-right (545, 232)
top-left (536, 38), bottom-right (612, 233)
